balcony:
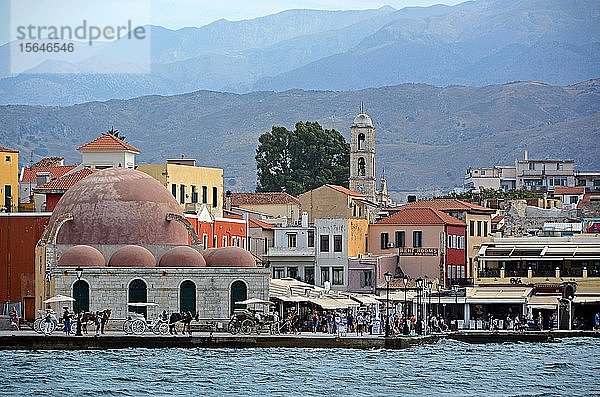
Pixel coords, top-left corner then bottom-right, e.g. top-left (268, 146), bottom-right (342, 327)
top-left (267, 246), bottom-right (315, 257)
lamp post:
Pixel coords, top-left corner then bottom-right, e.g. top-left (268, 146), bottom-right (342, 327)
top-left (426, 281), bottom-right (432, 335)
top-left (437, 284), bottom-right (441, 318)
top-left (416, 278), bottom-right (423, 334)
top-left (384, 272), bottom-right (392, 338)
top-left (402, 274), bottom-right (409, 335)
top-left (75, 266), bottom-right (83, 336)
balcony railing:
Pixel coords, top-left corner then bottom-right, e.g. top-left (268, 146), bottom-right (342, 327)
top-left (478, 269), bottom-right (500, 278)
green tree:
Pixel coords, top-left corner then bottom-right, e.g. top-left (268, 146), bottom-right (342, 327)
top-left (106, 127), bottom-right (126, 141)
top-left (256, 121), bottom-right (350, 195)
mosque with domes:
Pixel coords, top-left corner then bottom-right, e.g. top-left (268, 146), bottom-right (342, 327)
top-left (35, 167), bottom-right (269, 322)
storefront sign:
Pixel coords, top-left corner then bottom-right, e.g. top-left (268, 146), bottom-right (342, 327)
top-left (397, 247), bottom-right (438, 256)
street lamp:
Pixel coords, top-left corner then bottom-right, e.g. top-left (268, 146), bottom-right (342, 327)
top-left (416, 278), bottom-right (424, 334)
top-left (437, 284), bottom-right (441, 318)
top-left (402, 274), bottom-right (409, 335)
top-left (384, 272), bottom-right (392, 338)
top-left (426, 281), bottom-right (432, 334)
top-left (75, 266), bottom-right (83, 336)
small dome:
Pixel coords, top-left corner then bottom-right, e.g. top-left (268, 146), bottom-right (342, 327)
top-left (204, 246), bottom-right (256, 268)
top-left (159, 246), bottom-right (206, 267)
top-left (108, 245), bottom-right (156, 268)
top-left (58, 245), bottom-right (105, 267)
top-left (352, 113), bottom-right (373, 128)
top-left (202, 248), bottom-right (218, 262)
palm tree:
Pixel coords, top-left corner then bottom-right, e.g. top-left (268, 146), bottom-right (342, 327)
top-left (106, 127), bottom-right (126, 141)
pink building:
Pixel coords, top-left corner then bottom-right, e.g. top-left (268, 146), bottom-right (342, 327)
top-left (368, 207), bottom-right (467, 286)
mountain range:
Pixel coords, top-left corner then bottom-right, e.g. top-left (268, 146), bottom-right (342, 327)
top-left (1, 79), bottom-right (598, 195)
top-left (1, 0), bottom-right (598, 106)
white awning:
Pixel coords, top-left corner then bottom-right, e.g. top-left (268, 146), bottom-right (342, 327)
top-left (349, 294), bottom-right (380, 305)
top-left (309, 297), bottom-right (358, 309)
top-left (573, 296), bottom-right (600, 304)
top-left (466, 287), bottom-right (532, 304)
top-left (527, 295), bottom-right (559, 310)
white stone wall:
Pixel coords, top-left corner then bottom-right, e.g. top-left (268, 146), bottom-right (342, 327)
top-left (52, 266), bottom-right (270, 321)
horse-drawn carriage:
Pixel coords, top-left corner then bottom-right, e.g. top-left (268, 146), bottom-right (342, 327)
top-left (227, 299), bottom-right (279, 335)
top-left (122, 302), bottom-right (169, 335)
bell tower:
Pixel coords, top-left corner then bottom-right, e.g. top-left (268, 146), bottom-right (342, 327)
top-left (349, 103), bottom-right (376, 202)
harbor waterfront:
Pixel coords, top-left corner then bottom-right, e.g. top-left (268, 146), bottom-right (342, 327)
top-left (3, 337), bottom-right (599, 397)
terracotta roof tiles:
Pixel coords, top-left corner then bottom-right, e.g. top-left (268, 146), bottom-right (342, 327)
top-left (402, 198), bottom-right (494, 213)
top-left (34, 168), bottom-right (96, 193)
top-left (0, 145), bottom-right (18, 153)
top-left (21, 165), bottom-right (78, 183)
top-left (552, 186), bottom-right (586, 195)
top-left (230, 192), bottom-right (299, 206)
top-left (249, 218), bottom-right (275, 229)
top-left (77, 134), bottom-right (140, 153)
top-left (376, 207), bottom-right (466, 226)
top-left (325, 184), bottom-right (365, 197)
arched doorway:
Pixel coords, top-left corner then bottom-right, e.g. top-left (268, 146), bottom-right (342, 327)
top-left (180, 280), bottom-right (196, 313)
top-left (72, 280), bottom-right (89, 313)
top-left (358, 157), bottom-right (366, 176)
top-left (230, 280), bottom-right (247, 315)
top-left (128, 279), bottom-right (147, 317)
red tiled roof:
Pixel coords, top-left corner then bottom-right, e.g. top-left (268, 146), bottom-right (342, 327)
top-left (32, 157), bottom-right (64, 168)
top-left (77, 134), bottom-right (140, 153)
top-left (402, 198), bottom-right (494, 213)
top-left (21, 165), bottom-right (78, 183)
top-left (492, 215), bottom-right (504, 223)
top-left (0, 145), bottom-right (18, 153)
top-left (249, 218), bottom-right (275, 229)
top-left (376, 207), bottom-right (466, 226)
top-left (577, 193), bottom-right (600, 209)
top-left (34, 168), bottom-right (96, 192)
top-left (326, 184), bottom-right (365, 197)
top-left (552, 186), bottom-right (585, 195)
top-left (229, 192), bottom-right (299, 206)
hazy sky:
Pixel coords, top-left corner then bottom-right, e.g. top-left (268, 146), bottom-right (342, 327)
top-left (150, 0), bottom-right (466, 29)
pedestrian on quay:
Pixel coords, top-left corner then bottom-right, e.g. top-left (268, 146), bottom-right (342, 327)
top-left (594, 312), bottom-right (600, 331)
top-left (43, 308), bottom-right (53, 335)
top-left (311, 311), bottom-right (319, 333)
top-left (346, 311), bottom-right (354, 334)
top-left (62, 307), bottom-right (71, 335)
top-left (537, 312), bottom-right (544, 331)
top-left (356, 312), bottom-right (365, 336)
top-left (326, 311), bottom-right (334, 334)
top-left (10, 307), bottom-right (20, 331)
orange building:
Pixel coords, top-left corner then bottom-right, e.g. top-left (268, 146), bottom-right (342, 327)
top-left (0, 213), bottom-right (51, 320)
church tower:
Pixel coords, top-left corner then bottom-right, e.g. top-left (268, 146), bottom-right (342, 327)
top-left (349, 104), bottom-right (376, 203)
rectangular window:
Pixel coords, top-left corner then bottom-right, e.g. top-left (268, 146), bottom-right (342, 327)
top-left (180, 184), bottom-right (186, 204)
top-left (307, 231), bottom-right (314, 247)
top-left (287, 267), bottom-right (298, 279)
top-left (448, 235), bottom-right (452, 248)
top-left (483, 222), bottom-right (488, 237)
top-left (332, 267), bottom-right (344, 285)
top-left (333, 235), bottom-right (342, 252)
top-left (305, 267), bottom-right (315, 285)
top-left (413, 231), bottom-right (422, 248)
top-left (380, 232), bottom-right (389, 249)
top-left (395, 231), bottom-right (405, 248)
top-left (529, 163), bottom-right (535, 170)
top-left (191, 185), bottom-right (198, 203)
top-left (320, 235), bottom-right (329, 252)
top-left (5, 155), bottom-right (10, 162)
top-left (459, 236), bottom-right (465, 249)
top-left (222, 236), bottom-right (227, 247)
top-left (320, 267), bottom-right (330, 284)
top-left (470, 220), bottom-right (475, 237)
top-left (287, 233), bottom-right (297, 248)
top-left (202, 234), bottom-right (208, 250)
top-left (273, 267), bottom-right (285, 279)
top-left (213, 235), bottom-right (217, 248)
top-left (477, 221), bottom-right (482, 237)
top-left (202, 186), bottom-right (208, 204)
top-left (171, 184), bottom-right (177, 198)
top-left (570, 196), bottom-right (578, 204)
top-left (360, 270), bottom-right (373, 288)
top-left (212, 187), bottom-right (218, 207)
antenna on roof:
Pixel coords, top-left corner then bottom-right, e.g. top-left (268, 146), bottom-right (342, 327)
top-left (360, 101), bottom-right (364, 114)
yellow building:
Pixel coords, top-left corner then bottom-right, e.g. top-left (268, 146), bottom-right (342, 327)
top-left (0, 146), bottom-right (19, 212)
top-left (137, 158), bottom-right (223, 218)
top-left (298, 184), bottom-right (372, 223)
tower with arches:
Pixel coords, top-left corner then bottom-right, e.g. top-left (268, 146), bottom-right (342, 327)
top-left (349, 104), bottom-right (377, 203)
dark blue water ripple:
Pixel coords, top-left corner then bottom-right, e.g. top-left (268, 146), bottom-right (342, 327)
top-left (4, 338), bottom-right (600, 397)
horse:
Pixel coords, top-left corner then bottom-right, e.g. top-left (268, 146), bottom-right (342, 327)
top-left (169, 311), bottom-right (199, 335)
top-left (81, 309), bottom-right (111, 335)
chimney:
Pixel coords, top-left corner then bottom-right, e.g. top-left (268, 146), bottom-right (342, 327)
top-left (225, 190), bottom-right (232, 211)
top-left (524, 149), bottom-right (528, 161)
top-left (36, 172), bottom-right (51, 186)
top-left (407, 195), bottom-right (417, 203)
top-left (301, 211), bottom-right (308, 227)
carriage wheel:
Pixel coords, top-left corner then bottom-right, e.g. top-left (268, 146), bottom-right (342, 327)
top-left (131, 319), bottom-right (146, 335)
top-left (151, 323), bottom-right (161, 335)
top-left (123, 320), bottom-right (133, 334)
top-left (45, 320), bottom-right (57, 335)
top-left (241, 319), bottom-right (254, 335)
top-left (33, 318), bottom-right (44, 334)
top-left (227, 320), bottom-right (240, 335)
top-left (158, 323), bottom-right (169, 335)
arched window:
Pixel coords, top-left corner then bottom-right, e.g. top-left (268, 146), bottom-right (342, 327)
top-left (230, 280), bottom-right (247, 315)
top-left (72, 280), bottom-right (90, 313)
top-left (358, 133), bottom-right (365, 150)
top-left (128, 279), bottom-right (147, 317)
top-left (358, 157), bottom-right (366, 176)
top-left (180, 280), bottom-right (196, 313)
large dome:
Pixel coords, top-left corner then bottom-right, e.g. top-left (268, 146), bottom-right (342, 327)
top-left (159, 246), bottom-right (206, 267)
top-left (58, 245), bottom-right (105, 267)
top-left (205, 246), bottom-right (257, 268)
top-left (352, 113), bottom-right (373, 128)
top-left (108, 245), bottom-right (156, 268)
top-left (49, 168), bottom-right (188, 245)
